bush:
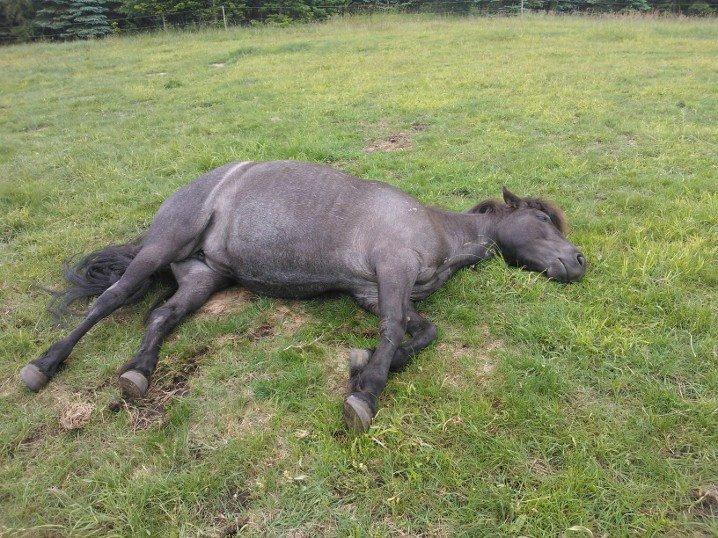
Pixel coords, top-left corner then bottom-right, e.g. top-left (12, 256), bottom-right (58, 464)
top-left (686, 1), bottom-right (714, 14)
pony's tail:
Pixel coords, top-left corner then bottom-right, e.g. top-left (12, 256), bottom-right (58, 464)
top-left (48, 236), bottom-right (173, 320)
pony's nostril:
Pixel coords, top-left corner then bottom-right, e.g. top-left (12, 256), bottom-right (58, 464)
top-left (576, 254), bottom-right (586, 267)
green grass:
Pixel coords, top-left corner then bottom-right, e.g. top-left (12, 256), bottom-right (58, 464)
top-left (1, 13), bottom-right (717, 536)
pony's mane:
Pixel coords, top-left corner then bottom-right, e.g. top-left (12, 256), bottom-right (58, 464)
top-left (469, 197), bottom-right (568, 234)
top-left (522, 197), bottom-right (567, 234)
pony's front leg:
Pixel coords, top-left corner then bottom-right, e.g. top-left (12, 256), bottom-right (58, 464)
top-left (344, 255), bottom-right (419, 432)
top-left (349, 305), bottom-right (437, 376)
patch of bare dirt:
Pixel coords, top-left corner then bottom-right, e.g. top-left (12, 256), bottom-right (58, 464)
top-left (349, 324), bottom-right (377, 339)
top-left (222, 401), bottom-right (274, 438)
top-left (59, 401), bottom-right (94, 431)
top-left (215, 333), bottom-right (241, 347)
top-left (208, 487), bottom-right (251, 536)
top-left (247, 303), bottom-right (310, 342)
top-left (240, 500), bottom-right (280, 535)
top-left (127, 397), bottom-right (169, 431)
top-left (0, 375), bottom-right (19, 399)
top-left (116, 347), bottom-right (208, 431)
top-left (241, 404), bottom-right (275, 436)
top-left (76, 377), bottom-right (114, 401)
top-left (250, 323), bottom-right (274, 341)
top-left (6, 424), bottom-right (59, 460)
top-left (213, 515), bottom-right (248, 537)
top-left (200, 289), bottom-right (254, 316)
top-left (693, 485), bottom-right (718, 518)
top-left (324, 345), bottom-right (351, 396)
top-left (272, 303), bottom-right (309, 334)
top-left (20, 426), bottom-right (49, 447)
top-left (363, 121), bottom-right (427, 153)
top-left (364, 132), bottom-right (413, 153)
top-left (571, 385), bottom-right (619, 415)
top-left (528, 457), bottom-right (554, 478)
top-left (437, 334), bottom-right (503, 390)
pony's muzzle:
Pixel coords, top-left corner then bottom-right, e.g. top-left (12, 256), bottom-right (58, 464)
top-left (556, 251), bottom-right (586, 283)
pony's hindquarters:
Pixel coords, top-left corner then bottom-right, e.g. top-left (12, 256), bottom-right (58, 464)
top-left (48, 237), bottom-right (171, 320)
top-left (21, 165), bottom-right (234, 392)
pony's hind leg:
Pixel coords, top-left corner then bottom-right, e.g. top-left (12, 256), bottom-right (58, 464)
top-left (20, 245), bottom-right (177, 392)
top-left (21, 171), bottom-right (220, 393)
top-left (118, 259), bottom-right (230, 399)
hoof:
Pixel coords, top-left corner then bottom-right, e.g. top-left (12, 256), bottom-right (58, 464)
top-left (119, 370), bottom-right (149, 399)
top-left (343, 394), bottom-right (373, 433)
top-left (20, 364), bottom-right (49, 392)
top-left (349, 348), bottom-right (371, 371)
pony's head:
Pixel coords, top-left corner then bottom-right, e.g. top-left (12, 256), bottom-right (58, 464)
top-left (471, 188), bottom-right (586, 283)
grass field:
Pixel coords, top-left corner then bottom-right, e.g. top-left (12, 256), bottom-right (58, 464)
top-left (1, 13), bottom-right (717, 536)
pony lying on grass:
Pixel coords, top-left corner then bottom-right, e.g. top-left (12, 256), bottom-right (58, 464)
top-left (20, 161), bottom-right (586, 432)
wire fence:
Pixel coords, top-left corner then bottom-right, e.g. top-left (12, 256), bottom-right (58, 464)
top-left (1, 0), bottom-right (715, 44)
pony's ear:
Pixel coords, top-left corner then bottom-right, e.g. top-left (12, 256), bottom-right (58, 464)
top-left (468, 199), bottom-right (503, 214)
top-left (502, 187), bottom-right (523, 208)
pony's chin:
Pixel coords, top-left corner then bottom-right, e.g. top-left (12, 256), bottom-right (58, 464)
top-left (545, 259), bottom-right (569, 283)
top-left (513, 259), bottom-right (567, 282)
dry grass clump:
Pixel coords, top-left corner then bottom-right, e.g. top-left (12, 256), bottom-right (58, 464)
top-left (58, 401), bottom-right (94, 431)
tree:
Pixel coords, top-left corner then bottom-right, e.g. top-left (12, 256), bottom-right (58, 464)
top-left (35, 0), bottom-right (72, 37)
top-left (243, 0), bottom-right (343, 24)
top-left (68, 0), bottom-right (114, 37)
top-left (0, 0), bottom-right (41, 42)
top-left (35, 0), bottom-right (114, 39)
top-left (120, 0), bottom-right (247, 26)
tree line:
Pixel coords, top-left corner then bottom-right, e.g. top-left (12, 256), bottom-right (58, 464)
top-left (1, 0), bottom-right (715, 43)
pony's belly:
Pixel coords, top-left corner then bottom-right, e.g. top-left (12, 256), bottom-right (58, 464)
top-left (234, 274), bottom-right (338, 299)
top-left (204, 236), bottom-right (372, 299)
top-left (224, 256), bottom-right (355, 298)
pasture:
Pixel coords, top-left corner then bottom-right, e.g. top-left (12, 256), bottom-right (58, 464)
top-left (1, 13), bottom-right (717, 536)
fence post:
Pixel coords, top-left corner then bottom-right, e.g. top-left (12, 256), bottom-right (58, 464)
top-left (221, 5), bottom-right (228, 30)
top-left (161, 14), bottom-right (167, 31)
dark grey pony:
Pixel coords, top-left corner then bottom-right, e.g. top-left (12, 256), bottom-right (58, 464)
top-left (20, 160), bottom-right (586, 432)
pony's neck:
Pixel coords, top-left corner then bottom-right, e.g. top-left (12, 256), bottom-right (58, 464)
top-left (431, 207), bottom-right (496, 257)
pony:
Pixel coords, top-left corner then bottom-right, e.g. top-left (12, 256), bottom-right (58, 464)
top-left (20, 161), bottom-right (586, 432)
